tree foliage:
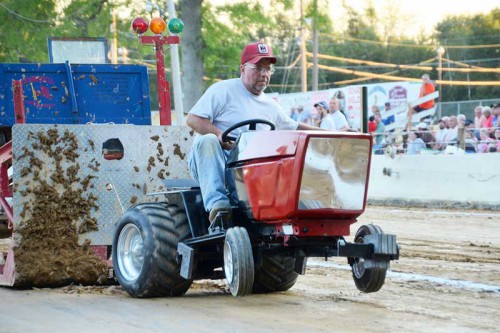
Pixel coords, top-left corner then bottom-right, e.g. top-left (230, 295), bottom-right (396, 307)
top-left (0, 0), bottom-right (498, 100)
top-left (0, 0), bottom-right (56, 62)
top-left (434, 8), bottom-right (500, 100)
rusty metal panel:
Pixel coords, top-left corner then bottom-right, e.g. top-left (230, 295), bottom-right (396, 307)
top-left (12, 124), bottom-right (194, 246)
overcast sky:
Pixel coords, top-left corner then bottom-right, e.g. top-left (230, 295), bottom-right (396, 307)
top-left (330, 0), bottom-right (498, 36)
top-left (213, 0), bottom-right (497, 37)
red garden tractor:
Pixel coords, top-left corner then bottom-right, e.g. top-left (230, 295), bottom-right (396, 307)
top-left (112, 119), bottom-right (400, 297)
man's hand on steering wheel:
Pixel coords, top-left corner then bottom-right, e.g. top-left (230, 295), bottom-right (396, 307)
top-left (217, 132), bottom-right (234, 150)
top-left (220, 119), bottom-right (276, 150)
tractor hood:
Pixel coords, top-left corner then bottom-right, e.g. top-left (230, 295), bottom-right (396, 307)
top-left (228, 130), bottom-right (374, 222)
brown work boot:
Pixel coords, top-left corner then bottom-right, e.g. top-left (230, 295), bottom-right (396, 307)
top-left (209, 207), bottom-right (232, 224)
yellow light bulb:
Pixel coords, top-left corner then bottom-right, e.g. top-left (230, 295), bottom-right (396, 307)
top-left (150, 17), bottom-right (166, 35)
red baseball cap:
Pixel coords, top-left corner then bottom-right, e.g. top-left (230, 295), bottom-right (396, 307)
top-left (241, 42), bottom-right (277, 65)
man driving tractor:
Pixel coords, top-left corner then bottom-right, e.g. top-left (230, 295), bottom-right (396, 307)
top-left (186, 42), bottom-right (319, 225)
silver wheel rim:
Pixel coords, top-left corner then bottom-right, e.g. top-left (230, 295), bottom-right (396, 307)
top-left (224, 240), bottom-right (234, 284)
top-left (352, 258), bottom-right (366, 278)
top-left (117, 224), bottom-right (144, 282)
top-left (353, 235), bottom-right (366, 278)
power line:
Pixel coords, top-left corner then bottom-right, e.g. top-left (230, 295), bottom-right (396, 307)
top-left (320, 33), bottom-right (500, 49)
top-left (309, 52), bottom-right (500, 73)
top-left (315, 63), bottom-right (500, 86)
top-left (307, 52), bottom-right (433, 71)
top-left (0, 2), bottom-right (53, 23)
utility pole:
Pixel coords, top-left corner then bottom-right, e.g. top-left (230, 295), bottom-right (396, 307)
top-left (437, 46), bottom-right (445, 120)
top-left (300, 0), bottom-right (307, 92)
top-left (111, 9), bottom-right (118, 64)
top-left (312, 0), bottom-right (318, 91)
top-left (167, 0), bottom-right (184, 125)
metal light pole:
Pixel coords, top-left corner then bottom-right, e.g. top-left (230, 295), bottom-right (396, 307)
top-left (437, 46), bottom-right (445, 120)
top-left (312, 0), bottom-right (318, 91)
top-left (300, 0), bottom-right (307, 92)
top-left (166, 0), bottom-right (184, 125)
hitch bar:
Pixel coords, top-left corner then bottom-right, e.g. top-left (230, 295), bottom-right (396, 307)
top-left (337, 233), bottom-right (399, 259)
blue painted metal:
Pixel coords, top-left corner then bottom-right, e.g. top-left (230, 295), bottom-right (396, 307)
top-left (0, 63), bottom-right (151, 125)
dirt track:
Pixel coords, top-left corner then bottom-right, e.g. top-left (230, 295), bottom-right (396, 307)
top-left (1, 206), bottom-right (499, 333)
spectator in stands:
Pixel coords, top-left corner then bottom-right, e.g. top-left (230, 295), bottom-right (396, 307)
top-left (442, 116), bottom-right (450, 129)
top-left (289, 106), bottom-right (298, 121)
top-left (477, 129), bottom-right (494, 153)
top-left (481, 107), bottom-right (494, 134)
top-left (492, 127), bottom-right (500, 152)
top-left (491, 104), bottom-right (500, 127)
top-left (465, 119), bottom-right (475, 130)
top-left (368, 115), bottom-right (377, 133)
top-left (464, 129), bottom-right (478, 153)
top-left (372, 114), bottom-right (386, 147)
top-left (296, 105), bottom-right (312, 125)
top-left (474, 106), bottom-right (483, 129)
top-left (407, 74), bottom-right (435, 130)
top-left (328, 97), bottom-right (350, 131)
top-left (433, 118), bottom-right (449, 150)
top-left (382, 102), bottom-right (395, 126)
top-left (416, 122), bottom-right (434, 149)
top-left (313, 101), bottom-right (335, 130)
top-left (371, 105), bottom-right (381, 117)
top-left (457, 114), bottom-right (467, 128)
top-left (443, 115), bottom-right (459, 147)
top-left (333, 90), bottom-right (348, 121)
top-left (407, 131), bottom-right (426, 154)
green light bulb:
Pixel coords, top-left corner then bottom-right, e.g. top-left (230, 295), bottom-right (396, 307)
top-left (168, 18), bottom-right (184, 35)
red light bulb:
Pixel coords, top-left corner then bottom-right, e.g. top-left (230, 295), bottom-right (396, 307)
top-left (132, 17), bottom-right (149, 34)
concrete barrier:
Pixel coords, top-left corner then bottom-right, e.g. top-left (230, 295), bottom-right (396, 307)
top-left (368, 153), bottom-right (500, 210)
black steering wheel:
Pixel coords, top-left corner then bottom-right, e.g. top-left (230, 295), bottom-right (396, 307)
top-left (221, 119), bottom-right (276, 142)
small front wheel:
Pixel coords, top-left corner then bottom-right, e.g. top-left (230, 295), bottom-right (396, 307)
top-left (223, 227), bottom-right (254, 296)
top-left (351, 224), bottom-right (389, 293)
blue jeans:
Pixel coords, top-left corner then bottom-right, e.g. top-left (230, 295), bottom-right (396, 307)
top-left (188, 134), bottom-right (232, 212)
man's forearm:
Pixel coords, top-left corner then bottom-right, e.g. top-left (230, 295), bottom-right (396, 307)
top-left (186, 114), bottom-right (221, 136)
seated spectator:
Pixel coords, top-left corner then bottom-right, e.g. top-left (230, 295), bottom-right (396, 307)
top-left (490, 127), bottom-right (500, 152)
top-left (433, 118), bottom-right (449, 150)
top-left (457, 114), bottom-right (466, 128)
top-left (372, 114), bottom-right (385, 146)
top-left (415, 122), bottom-right (434, 149)
top-left (474, 106), bottom-right (483, 129)
top-left (368, 115), bottom-right (377, 133)
top-left (407, 74), bottom-right (435, 130)
top-left (492, 104), bottom-right (500, 127)
top-left (477, 129), bottom-right (494, 153)
top-left (289, 106), bottom-right (298, 121)
top-left (442, 116), bottom-right (450, 130)
top-left (464, 129), bottom-right (478, 153)
top-left (313, 101), bottom-right (335, 130)
top-left (407, 131), bottom-right (426, 154)
top-left (443, 116), bottom-right (458, 147)
top-left (382, 102), bottom-right (395, 126)
top-left (328, 97), bottom-right (350, 131)
top-left (297, 105), bottom-right (312, 125)
top-left (481, 107), bottom-right (494, 134)
top-left (371, 105), bottom-right (381, 117)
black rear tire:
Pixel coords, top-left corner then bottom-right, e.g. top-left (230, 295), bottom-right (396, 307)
top-left (252, 254), bottom-right (301, 294)
top-left (351, 224), bottom-right (389, 293)
top-left (112, 203), bottom-right (192, 298)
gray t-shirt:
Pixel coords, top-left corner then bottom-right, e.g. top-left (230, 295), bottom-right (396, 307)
top-left (189, 78), bottom-right (298, 136)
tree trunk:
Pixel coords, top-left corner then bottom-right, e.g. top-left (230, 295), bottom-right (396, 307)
top-left (180, 0), bottom-right (204, 114)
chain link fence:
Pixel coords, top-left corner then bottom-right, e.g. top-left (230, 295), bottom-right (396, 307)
top-left (441, 99), bottom-right (499, 120)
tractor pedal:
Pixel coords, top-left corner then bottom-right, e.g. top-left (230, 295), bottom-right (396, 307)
top-left (208, 211), bottom-right (231, 234)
